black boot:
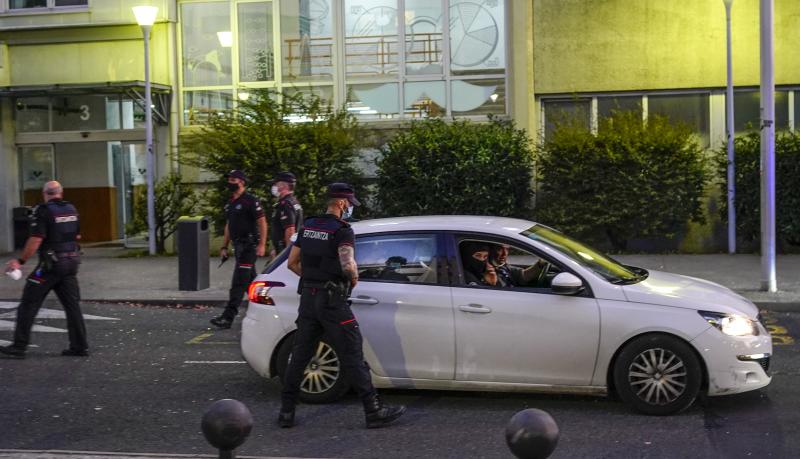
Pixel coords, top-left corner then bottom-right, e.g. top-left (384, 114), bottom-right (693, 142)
top-left (277, 408), bottom-right (295, 428)
top-left (363, 394), bottom-right (406, 429)
top-left (0, 345), bottom-right (26, 359)
top-left (210, 315), bottom-right (233, 329)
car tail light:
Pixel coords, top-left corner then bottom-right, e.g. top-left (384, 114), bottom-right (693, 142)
top-left (248, 280), bottom-right (285, 305)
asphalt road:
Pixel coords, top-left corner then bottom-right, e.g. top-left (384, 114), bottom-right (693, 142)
top-left (1, 301), bottom-right (799, 459)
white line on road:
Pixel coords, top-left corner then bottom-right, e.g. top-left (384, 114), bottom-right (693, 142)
top-left (183, 360), bottom-right (247, 364)
top-left (0, 340), bottom-right (37, 348)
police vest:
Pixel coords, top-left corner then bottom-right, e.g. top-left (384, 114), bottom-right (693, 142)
top-left (298, 215), bottom-right (349, 283)
top-left (43, 200), bottom-right (80, 253)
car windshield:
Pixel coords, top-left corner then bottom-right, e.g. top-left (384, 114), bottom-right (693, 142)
top-left (521, 225), bottom-right (646, 284)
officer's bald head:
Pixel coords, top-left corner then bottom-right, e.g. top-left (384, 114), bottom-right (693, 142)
top-left (42, 181), bottom-right (63, 201)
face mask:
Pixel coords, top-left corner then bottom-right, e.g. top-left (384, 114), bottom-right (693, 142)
top-left (465, 254), bottom-right (487, 276)
top-left (342, 205), bottom-right (354, 220)
top-left (270, 185), bottom-right (279, 197)
top-left (226, 182), bottom-right (240, 192)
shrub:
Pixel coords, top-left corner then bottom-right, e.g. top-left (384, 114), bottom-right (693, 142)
top-left (127, 173), bottom-right (199, 254)
top-left (535, 110), bottom-right (709, 251)
top-left (715, 131), bottom-right (800, 250)
top-left (375, 117), bottom-right (534, 217)
top-left (181, 89), bottom-right (367, 233)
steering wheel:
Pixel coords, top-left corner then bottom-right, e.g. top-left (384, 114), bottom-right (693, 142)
top-left (535, 260), bottom-right (552, 287)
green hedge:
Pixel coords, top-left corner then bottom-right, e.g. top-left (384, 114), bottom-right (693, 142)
top-left (375, 118), bottom-right (535, 217)
top-left (715, 131), bottom-right (800, 250)
top-left (535, 111), bottom-right (709, 251)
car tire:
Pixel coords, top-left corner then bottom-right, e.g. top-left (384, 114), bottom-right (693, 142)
top-left (275, 334), bottom-right (350, 404)
top-left (613, 334), bottom-right (703, 416)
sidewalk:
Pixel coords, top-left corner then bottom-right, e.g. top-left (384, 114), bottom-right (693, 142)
top-left (1, 247), bottom-right (799, 310)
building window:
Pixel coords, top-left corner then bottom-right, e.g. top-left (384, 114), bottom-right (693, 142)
top-left (8, 0), bottom-right (86, 8)
top-left (177, 0), bottom-right (510, 126)
top-left (542, 99), bottom-right (591, 140)
top-left (648, 93), bottom-right (710, 148)
top-left (183, 90), bottom-right (234, 125)
top-left (598, 95), bottom-right (642, 120)
top-left (732, 90), bottom-right (790, 134)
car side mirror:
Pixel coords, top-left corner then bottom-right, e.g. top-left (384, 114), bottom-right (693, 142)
top-left (551, 272), bottom-right (584, 295)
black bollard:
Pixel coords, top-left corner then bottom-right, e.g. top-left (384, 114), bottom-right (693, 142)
top-left (201, 399), bottom-right (254, 459)
top-left (505, 408), bottom-right (559, 459)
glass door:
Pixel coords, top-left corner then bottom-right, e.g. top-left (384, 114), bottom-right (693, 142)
top-left (112, 142), bottom-right (147, 246)
top-left (19, 145), bottom-right (55, 206)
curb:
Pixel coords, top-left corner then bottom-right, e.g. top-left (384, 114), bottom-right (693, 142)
top-left (0, 450), bottom-right (308, 459)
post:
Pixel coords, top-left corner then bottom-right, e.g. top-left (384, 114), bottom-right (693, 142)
top-left (724, 0), bottom-right (736, 254)
top-left (144, 25), bottom-right (156, 256)
top-left (759, 0), bottom-right (776, 292)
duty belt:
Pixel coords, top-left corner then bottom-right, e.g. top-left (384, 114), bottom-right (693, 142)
top-left (56, 251), bottom-right (80, 258)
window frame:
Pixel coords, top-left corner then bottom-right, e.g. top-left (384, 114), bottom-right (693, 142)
top-left (354, 231), bottom-right (449, 287)
top-left (448, 232), bottom-right (594, 298)
top-left (2, 0), bottom-right (88, 13)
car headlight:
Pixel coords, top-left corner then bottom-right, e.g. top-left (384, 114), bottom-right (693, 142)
top-left (699, 311), bottom-right (759, 336)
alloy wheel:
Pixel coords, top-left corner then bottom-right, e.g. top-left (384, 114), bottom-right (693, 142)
top-left (628, 347), bottom-right (687, 406)
top-left (300, 341), bottom-right (340, 394)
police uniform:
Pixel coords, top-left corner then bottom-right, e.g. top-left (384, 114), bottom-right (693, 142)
top-left (278, 183), bottom-right (405, 429)
top-left (221, 191), bottom-right (265, 321)
top-left (12, 200), bottom-right (87, 354)
top-left (270, 194), bottom-right (302, 253)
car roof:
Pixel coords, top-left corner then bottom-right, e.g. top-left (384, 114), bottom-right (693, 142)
top-left (351, 215), bottom-right (538, 236)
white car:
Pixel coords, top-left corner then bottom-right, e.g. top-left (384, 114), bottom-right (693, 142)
top-left (241, 216), bottom-right (772, 415)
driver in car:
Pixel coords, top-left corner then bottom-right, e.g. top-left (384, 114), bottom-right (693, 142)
top-left (489, 244), bottom-right (548, 288)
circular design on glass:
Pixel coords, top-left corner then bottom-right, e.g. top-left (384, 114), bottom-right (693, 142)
top-left (449, 2), bottom-right (499, 67)
top-left (352, 6), bottom-right (398, 36)
top-left (300, 341), bottom-right (340, 394)
top-left (627, 348), bottom-right (687, 406)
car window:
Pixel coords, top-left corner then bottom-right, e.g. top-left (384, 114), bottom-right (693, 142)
top-left (457, 237), bottom-right (559, 290)
top-left (355, 234), bottom-right (440, 284)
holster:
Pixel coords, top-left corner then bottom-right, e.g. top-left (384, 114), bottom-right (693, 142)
top-left (39, 250), bottom-right (58, 272)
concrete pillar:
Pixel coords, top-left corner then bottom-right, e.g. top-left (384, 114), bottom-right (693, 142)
top-left (0, 98), bottom-right (20, 254)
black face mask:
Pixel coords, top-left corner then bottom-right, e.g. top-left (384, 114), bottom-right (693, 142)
top-left (464, 254), bottom-right (487, 276)
top-left (226, 182), bottom-right (240, 192)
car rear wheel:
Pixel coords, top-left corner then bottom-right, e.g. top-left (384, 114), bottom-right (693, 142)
top-left (613, 334), bottom-right (703, 415)
top-left (276, 335), bottom-right (350, 404)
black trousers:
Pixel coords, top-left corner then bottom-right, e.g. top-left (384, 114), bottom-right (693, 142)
top-left (281, 285), bottom-right (376, 409)
top-left (222, 242), bottom-right (257, 320)
top-left (14, 257), bottom-right (87, 351)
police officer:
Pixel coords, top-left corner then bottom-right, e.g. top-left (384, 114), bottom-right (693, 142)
top-left (1, 181), bottom-right (88, 359)
top-left (277, 183), bottom-right (405, 429)
top-left (210, 170), bottom-right (268, 329)
top-left (269, 171), bottom-right (303, 258)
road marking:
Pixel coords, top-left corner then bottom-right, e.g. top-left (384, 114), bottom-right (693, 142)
top-left (761, 312), bottom-right (795, 346)
top-left (0, 340), bottom-right (37, 348)
top-left (183, 360), bottom-right (247, 364)
top-left (185, 331), bottom-right (214, 344)
top-left (0, 301), bottom-right (119, 335)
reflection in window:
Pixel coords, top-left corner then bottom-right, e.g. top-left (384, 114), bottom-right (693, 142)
top-left (282, 85), bottom-right (335, 122)
top-left (182, 2), bottom-right (233, 87)
top-left (451, 79), bottom-right (504, 117)
top-left (404, 81), bottom-right (445, 118)
top-left (598, 96), bottom-right (642, 120)
top-left (450, 0), bottom-right (505, 76)
top-left (15, 98), bottom-right (50, 133)
top-left (346, 83), bottom-right (399, 119)
top-left (10, 0), bottom-right (46, 8)
top-left (184, 91), bottom-right (234, 125)
top-left (238, 2), bottom-right (274, 82)
top-left (543, 99), bottom-right (591, 140)
top-left (732, 91), bottom-right (789, 134)
top-left (19, 146), bottom-right (54, 192)
top-left (345, 0), bottom-right (399, 76)
top-left (356, 234), bottom-right (439, 284)
top-left (54, 0), bottom-right (88, 5)
top-left (405, 0), bottom-right (442, 75)
top-left (281, 0), bottom-right (334, 81)
top-left (648, 94), bottom-right (710, 147)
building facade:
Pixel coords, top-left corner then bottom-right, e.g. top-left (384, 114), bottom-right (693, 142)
top-left (0, 0), bottom-right (798, 252)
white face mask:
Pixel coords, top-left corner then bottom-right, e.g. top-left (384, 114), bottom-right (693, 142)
top-left (342, 205), bottom-right (354, 220)
top-left (270, 185), bottom-right (279, 197)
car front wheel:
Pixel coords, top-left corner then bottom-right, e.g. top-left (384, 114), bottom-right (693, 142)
top-left (276, 335), bottom-right (350, 404)
top-left (613, 334), bottom-right (703, 415)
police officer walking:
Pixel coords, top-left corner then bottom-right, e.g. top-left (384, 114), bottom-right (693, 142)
top-left (1, 181), bottom-right (88, 359)
top-left (278, 183), bottom-right (406, 429)
top-left (269, 171), bottom-right (303, 258)
top-left (210, 170), bottom-right (268, 329)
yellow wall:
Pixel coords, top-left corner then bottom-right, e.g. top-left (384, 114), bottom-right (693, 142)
top-left (533, 0), bottom-right (800, 94)
top-left (0, 0), bottom-right (174, 29)
top-left (4, 24), bottom-right (171, 86)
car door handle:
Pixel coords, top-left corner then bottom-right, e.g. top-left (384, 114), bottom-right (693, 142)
top-left (348, 296), bottom-right (379, 305)
top-left (458, 304), bottom-right (492, 314)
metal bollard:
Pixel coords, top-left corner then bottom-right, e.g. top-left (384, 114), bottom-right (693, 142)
top-left (201, 399), bottom-right (254, 459)
top-left (505, 408), bottom-right (560, 459)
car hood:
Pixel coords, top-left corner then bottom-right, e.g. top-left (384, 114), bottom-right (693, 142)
top-left (621, 270), bottom-right (759, 319)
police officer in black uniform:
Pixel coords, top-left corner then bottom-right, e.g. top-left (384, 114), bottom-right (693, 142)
top-left (210, 170), bottom-right (268, 329)
top-left (1, 181), bottom-right (88, 359)
top-left (277, 183), bottom-right (406, 429)
top-left (269, 171), bottom-right (303, 258)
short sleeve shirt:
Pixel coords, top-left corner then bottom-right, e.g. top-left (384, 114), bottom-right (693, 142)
top-left (225, 192), bottom-right (265, 241)
top-left (270, 194), bottom-right (303, 249)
